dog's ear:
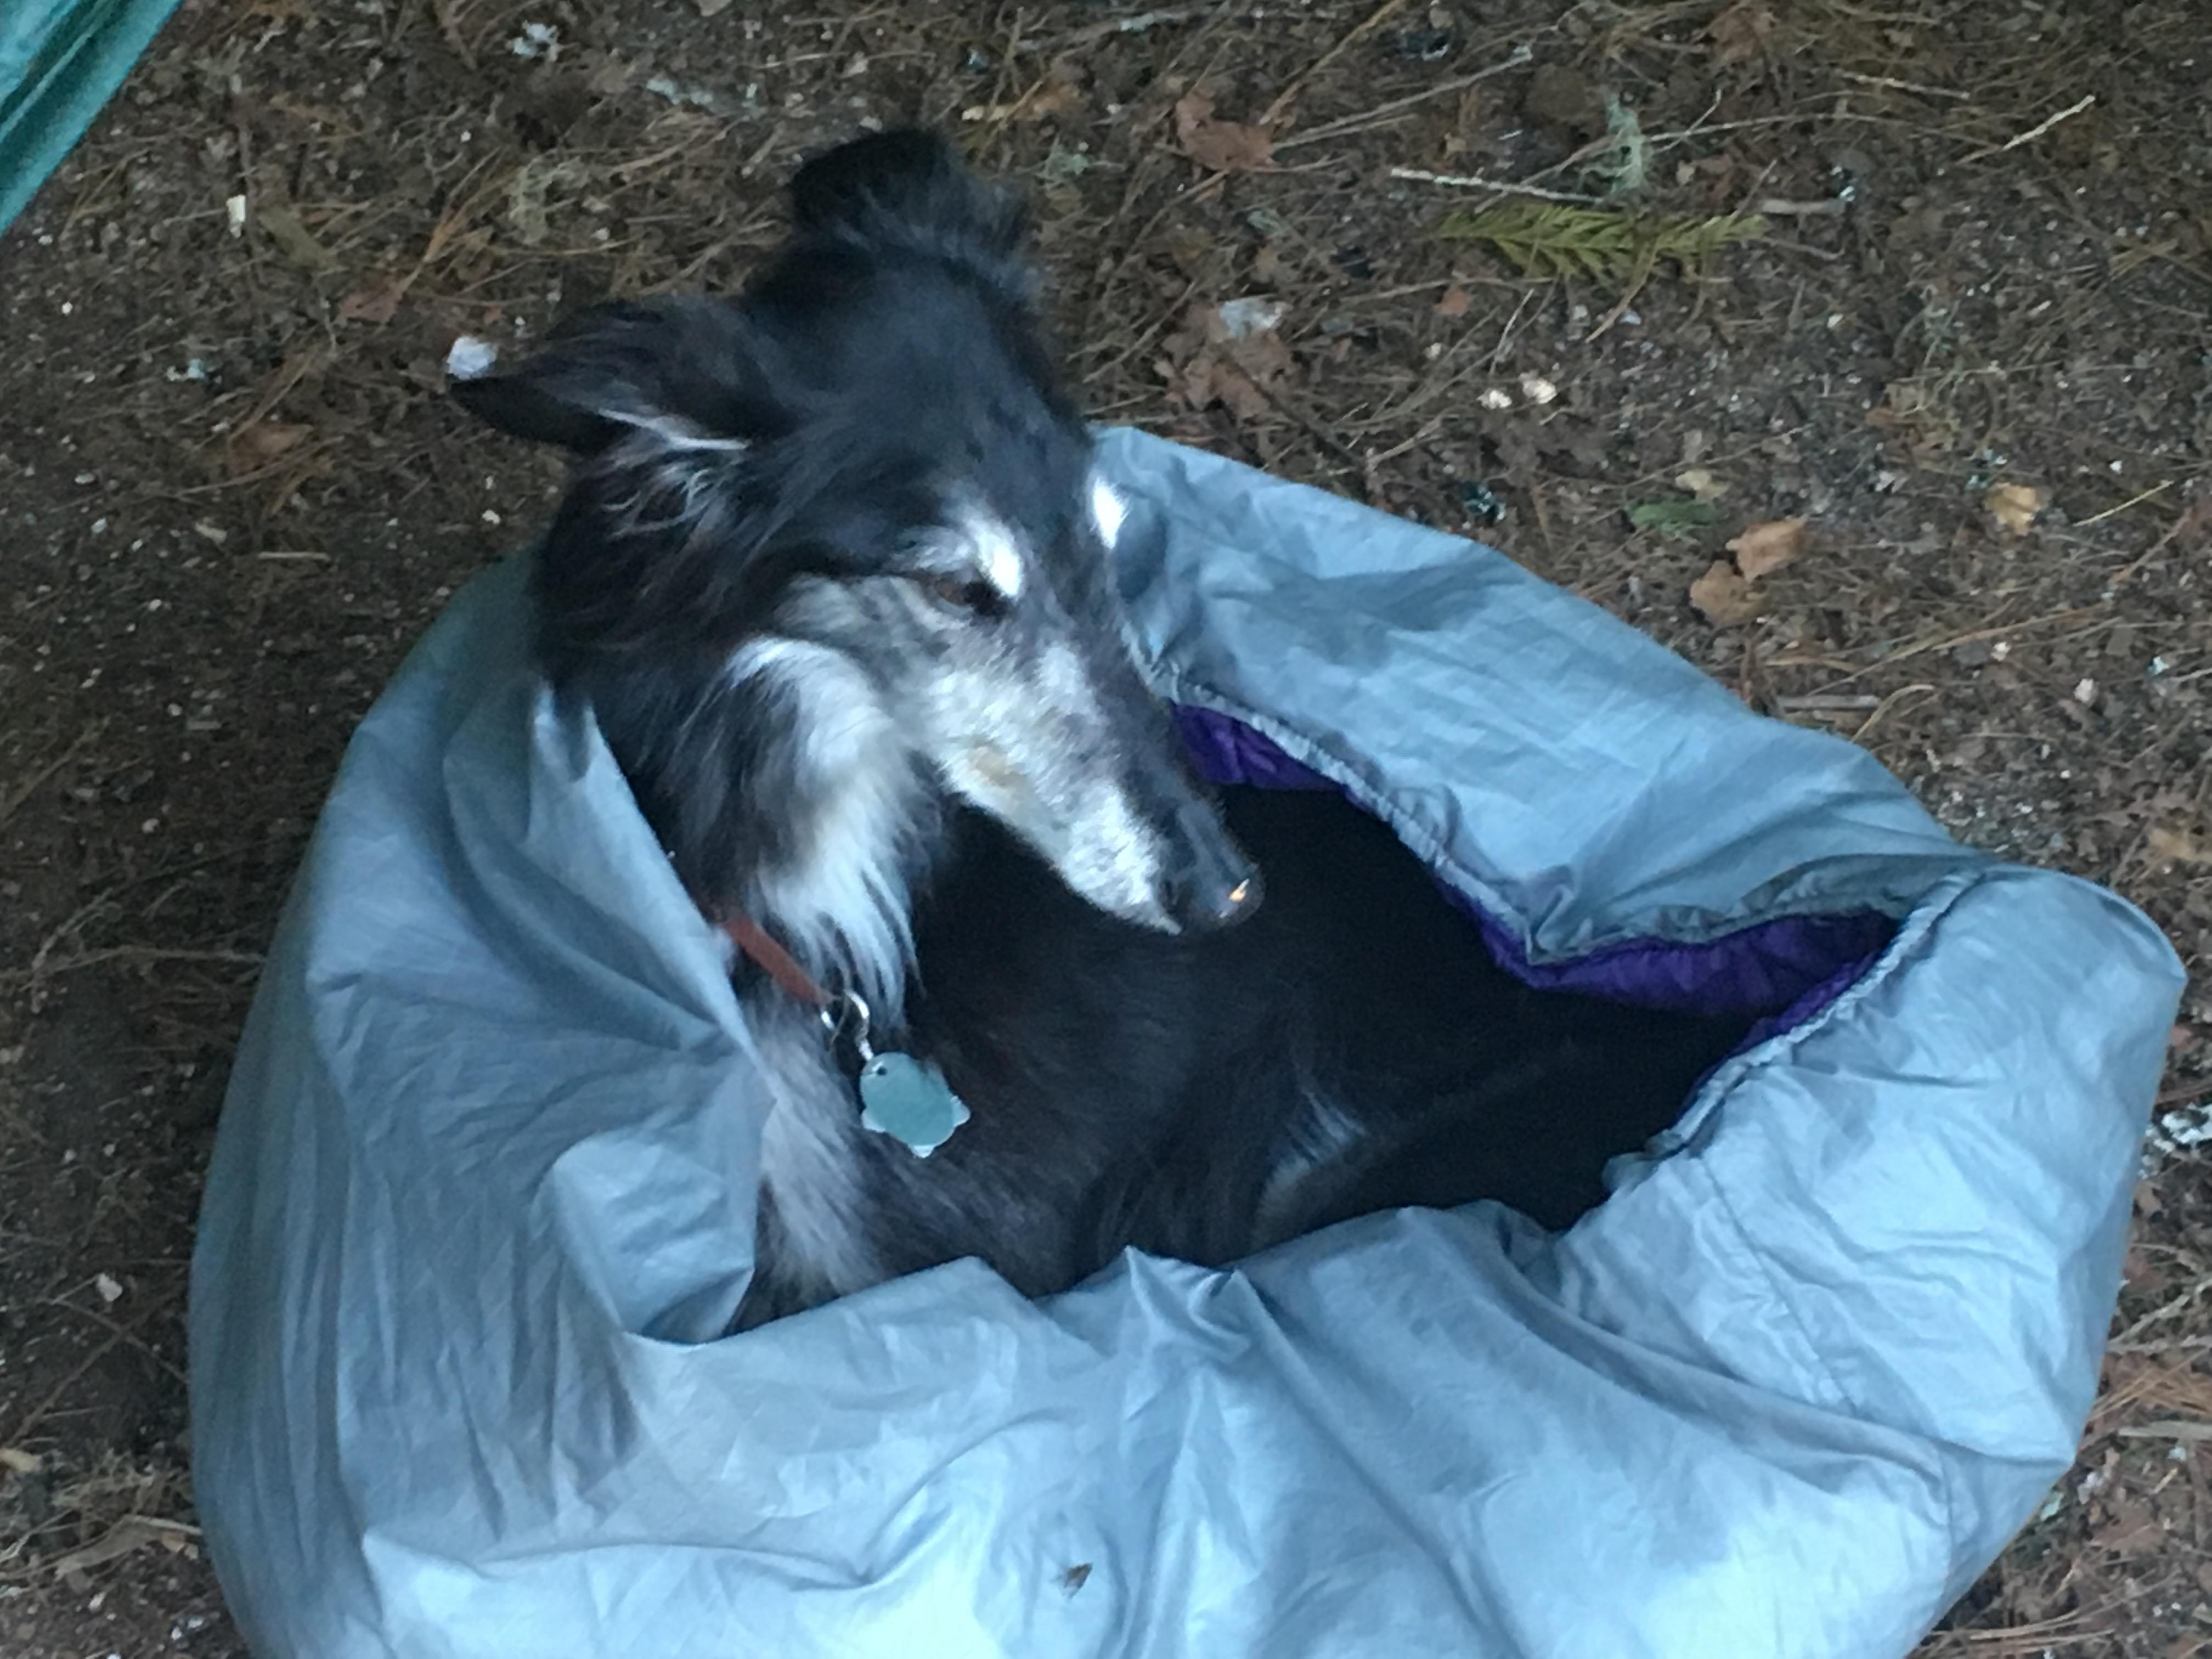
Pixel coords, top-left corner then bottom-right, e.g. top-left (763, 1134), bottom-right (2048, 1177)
top-left (789, 129), bottom-right (1031, 301)
top-left (448, 297), bottom-right (777, 455)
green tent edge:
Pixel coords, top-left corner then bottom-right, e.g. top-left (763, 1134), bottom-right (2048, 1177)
top-left (0, 0), bottom-right (185, 238)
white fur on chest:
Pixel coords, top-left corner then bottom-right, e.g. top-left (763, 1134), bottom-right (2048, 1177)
top-left (748, 1001), bottom-right (883, 1300)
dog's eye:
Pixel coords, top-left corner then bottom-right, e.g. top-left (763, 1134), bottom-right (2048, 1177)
top-left (915, 573), bottom-right (1004, 616)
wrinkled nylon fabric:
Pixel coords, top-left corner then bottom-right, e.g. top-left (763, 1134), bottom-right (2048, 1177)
top-left (190, 428), bottom-right (2180, 1658)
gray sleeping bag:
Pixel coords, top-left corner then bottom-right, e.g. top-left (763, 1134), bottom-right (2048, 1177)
top-left (189, 427), bottom-right (2181, 1658)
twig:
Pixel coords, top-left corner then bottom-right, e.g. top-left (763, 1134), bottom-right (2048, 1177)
top-left (1774, 694), bottom-right (1881, 713)
top-left (1756, 196), bottom-right (1847, 217)
top-left (1851, 684), bottom-right (1937, 745)
top-left (1835, 69), bottom-right (1967, 100)
top-left (0, 727), bottom-right (97, 832)
top-left (2109, 1334), bottom-right (2212, 1355)
top-left (5, 1333), bottom-right (125, 1444)
top-left (44, 1298), bottom-right (189, 1389)
top-left (13, 946), bottom-right (264, 982)
top-left (431, 0), bottom-right (476, 69)
top-left (1387, 167), bottom-right (1604, 204)
top-left (1260, 0), bottom-right (1410, 131)
top-left (1811, 605), bottom-right (2106, 691)
top-left (1272, 45), bottom-right (1533, 151)
top-left (10, 939), bottom-right (264, 1007)
top-left (1021, 7), bottom-right (1209, 51)
top-left (1957, 93), bottom-right (2095, 165)
top-left (2075, 478), bottom-right (2172, 527)
top-left (1582, 240), bottom-right (1658, 343)
top-left (2115, 1418), bottom-right (2212, 1442)
top-left (2108, 1278), bottom-right (2211, 1350)
top-left (1755, 234), bottom-right (1843, 262)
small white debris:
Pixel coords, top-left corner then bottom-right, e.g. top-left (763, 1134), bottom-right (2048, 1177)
top-left (445, 335), bottom-right (498, 380)
top-left (508, 20), bottom-right (560, 58)
top-left (1517, 373), bottom-right (1558, 405)
top-left (2073, 677), bottom-right (2096, 704)
top-left (1215, 297), bottom-right (1285, 339)
top-left (1477, 387), bottom-right (1514, 411)
top-left (482, 509), bottom-right (503, 526)
top-left (2159, 1104), bottom-right (2212, 1148)
top-left (191, 520), bottom-right (228, 545)
top-left (1990, 641), bottom-right (2011, 661)
top-left (2149, 656), bottom-right (2170, 676)
top-left (165, 357), bottom-right (209, 383)
top-left (140, 819), bottom-right (160, 835)
top-left (2142, 1099), bottom-right (2212, 1174)
top-left (225, 193), bottom-right (247, 236)
top-left (94, 1272), bottom-right (123, 1304)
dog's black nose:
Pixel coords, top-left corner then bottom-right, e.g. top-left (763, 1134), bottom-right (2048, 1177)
top-left (1161, 804), bottom-right (1263, 932)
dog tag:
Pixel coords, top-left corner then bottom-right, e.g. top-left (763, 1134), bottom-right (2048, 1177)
top-left (858, 1052), bottom-right (971, 1158)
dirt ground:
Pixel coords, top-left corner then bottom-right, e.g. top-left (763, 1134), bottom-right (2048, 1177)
top-left (1, 0), bottom-right (2207, 1652)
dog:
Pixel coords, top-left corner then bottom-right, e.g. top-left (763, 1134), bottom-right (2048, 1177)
top-left (450, 129), bottom-right (1752, 1327)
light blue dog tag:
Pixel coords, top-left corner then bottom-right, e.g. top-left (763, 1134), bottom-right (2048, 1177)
top-left (858, 1052), bottom-right (972, 1158)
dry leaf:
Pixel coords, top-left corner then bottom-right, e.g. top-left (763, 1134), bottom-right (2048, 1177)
top-left (1210, 361), bottom-right (1274, 422)
top-left (1172, 93), bottom-right (1272, 173)
top-left (1630, 499), bottom-right (1718, 539)
top-left (1706, 2), bottom-right (1777, 66)
top-left (1226, 327), bottom-right (1293, 388)
top-left (52, 1515), bottom-right (200, 1582)
top-left (1674, 467), bottom-right (1729, 502)
top-left (1985, 481), bottom-right (2047, 535)
top-left (227, 422), bottom-right (311, 472)
top-left (963, 81), bottom-right (1083, 122)
top-left (257, 205), bottom-right (338, 272)
top-left (1690, 560), bottom-right (1762, 625)
top-left (0, 1447), bottom-right (42, 1476)
top-left (2148, 826), bottom-right (2212, 867)
top-left (1435, 284), bottom-right (1472, 318)
top-left (337, 272), bottom-right (405, 325)
top-left (1728, 516), bottom-right (1807, 579)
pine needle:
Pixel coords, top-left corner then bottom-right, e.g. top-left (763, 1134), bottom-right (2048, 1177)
top-left (1438, 203), bottom-right (1766, 285)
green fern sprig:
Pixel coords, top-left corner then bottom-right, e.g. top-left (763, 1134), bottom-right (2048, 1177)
top-left (1438, 203), bottom-right (1766, 284)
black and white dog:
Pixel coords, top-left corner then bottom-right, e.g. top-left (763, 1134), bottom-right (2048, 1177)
top-left (452, 130), bottom-right (1750, 1327)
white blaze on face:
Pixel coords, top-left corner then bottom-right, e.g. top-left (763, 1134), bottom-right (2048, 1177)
top-left (944, 505), bottom-right (1025, 602)
top-left (925, 636), bottom-right (1173, 928)
top-left (1057, 776), bottom-right (1172, 927)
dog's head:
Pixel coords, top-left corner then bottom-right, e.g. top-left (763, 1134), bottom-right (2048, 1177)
top-left (452, 130), bottom-right (1257, 941)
